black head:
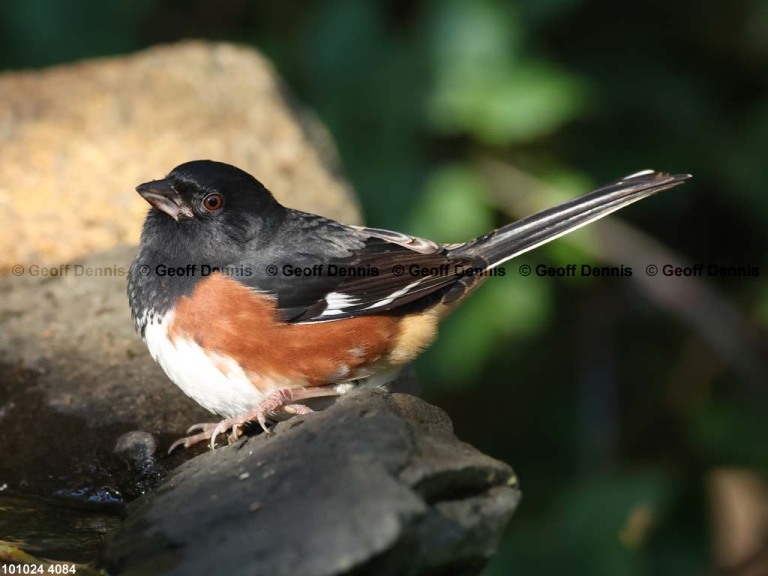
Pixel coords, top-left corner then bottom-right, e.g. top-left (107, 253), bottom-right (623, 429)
top-left (136, 160), bottom-right (285, 248)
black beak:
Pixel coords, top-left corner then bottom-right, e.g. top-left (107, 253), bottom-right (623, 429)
top-left (136, 179), bottom-right (194, 222)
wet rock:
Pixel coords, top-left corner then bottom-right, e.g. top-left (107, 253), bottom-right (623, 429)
top-left (105, 390), bottom-right (520, 576)
top-left (114, 431), bottom-right (163, 496)
top-left (114, 431), bottom-right (158, 463)
top-left (0, 245), bottom-right (210, 500)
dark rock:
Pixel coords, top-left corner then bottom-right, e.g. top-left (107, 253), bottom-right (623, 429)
top-left (114, 431), bottom-right (163, 496)
top-left (114, 431), bottom-right (158, 462)
top-left (104, 389), bottom-right (520, 576)
top-left (0, 245), bottom-right (213, 500)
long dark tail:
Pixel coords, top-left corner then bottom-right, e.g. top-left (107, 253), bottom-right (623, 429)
top-left (451, 170), bottom-right (691, 267)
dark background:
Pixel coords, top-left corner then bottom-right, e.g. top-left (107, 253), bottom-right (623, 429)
top-left (2, 1), bottom-right (767, 574)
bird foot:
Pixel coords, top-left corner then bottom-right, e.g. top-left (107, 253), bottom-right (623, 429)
top-left (167, 387), bottom-right (332, 453)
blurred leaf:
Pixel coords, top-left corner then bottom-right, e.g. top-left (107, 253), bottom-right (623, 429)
top-left (408, 164), bottom-right (494, 242)
top-left (428, 0), bottom-right (584, 144)
top-left (429, 0), bottom-right (522, 70)
top-left (436, 62), bottom-right (585, 145)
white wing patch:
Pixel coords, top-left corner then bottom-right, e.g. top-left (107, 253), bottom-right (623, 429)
top-left (363, 278), bottom-right (430, 311)
top-left (320, 292), bottom-right (361, 317)
top-left (317, 277), bottom-right (432, 318)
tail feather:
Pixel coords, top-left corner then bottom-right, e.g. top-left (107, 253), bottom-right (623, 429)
top-left (452, 170), bottom-right (691, 268)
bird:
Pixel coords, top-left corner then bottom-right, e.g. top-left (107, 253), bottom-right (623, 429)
top-left (127, 160), bottom-right (690, 452)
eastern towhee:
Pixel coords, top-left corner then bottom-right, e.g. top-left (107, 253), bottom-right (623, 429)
top-left (127, 160), bottom-right (690, 452)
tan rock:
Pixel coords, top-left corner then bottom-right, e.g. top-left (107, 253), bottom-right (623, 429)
top-left (0, 43), bottom-right (360, 499)
top-left (0, 41), bottom-right (360, 272)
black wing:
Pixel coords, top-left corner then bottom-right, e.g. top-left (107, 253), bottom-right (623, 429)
top-left (239, 218), bottom-right (475, 323)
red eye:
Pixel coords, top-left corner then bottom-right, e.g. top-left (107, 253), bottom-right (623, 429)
top-left (203, 193), bottom-right (223, 212)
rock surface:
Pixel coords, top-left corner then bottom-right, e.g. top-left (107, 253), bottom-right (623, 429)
top-left (0, 41), bottom-right (360, 272)
top-left (105, 389), bottom-right (520, 576)
top-left (0, 41), bottom-right (361, 499)
top-left (0, 245), bottom-right (211, 499)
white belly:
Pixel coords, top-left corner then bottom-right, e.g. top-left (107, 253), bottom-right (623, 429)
top-left (143, 310), bottom-right (267, 418)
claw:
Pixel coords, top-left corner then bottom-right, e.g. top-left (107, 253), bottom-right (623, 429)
top-left (168, 438), bottom-right (187, 454)
top-left (186, 422), bottom-right (214, 435)
top-left (227, 424), bottom-right (242, 445)
top-left (167, 429), bottom-right (215, 454)
top-left (256, 413), bottom-right (271, 434)
top-left (209, 421), bottom-right (228, 451)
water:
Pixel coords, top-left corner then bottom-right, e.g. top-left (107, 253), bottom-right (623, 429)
top-left (0, 490), bottom-right (123, 566)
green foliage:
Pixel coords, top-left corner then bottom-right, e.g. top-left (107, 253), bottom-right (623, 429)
top-left (486, 471), bottom-right (681, 576)
top-left (297, 0), bottom-right (430, 228)
top-left (408, 165), bottom-right (495, 243)
top-left (421, 273), bottom-right (552, 386)
top-left (428, 0), bottom-right (585, 144)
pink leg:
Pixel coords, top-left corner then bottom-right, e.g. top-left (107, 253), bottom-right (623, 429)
top-left (168, 385), bottom-right (341, 453)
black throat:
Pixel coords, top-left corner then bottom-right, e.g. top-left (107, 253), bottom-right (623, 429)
top-left (127, 206), bottom-right (283, 336)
